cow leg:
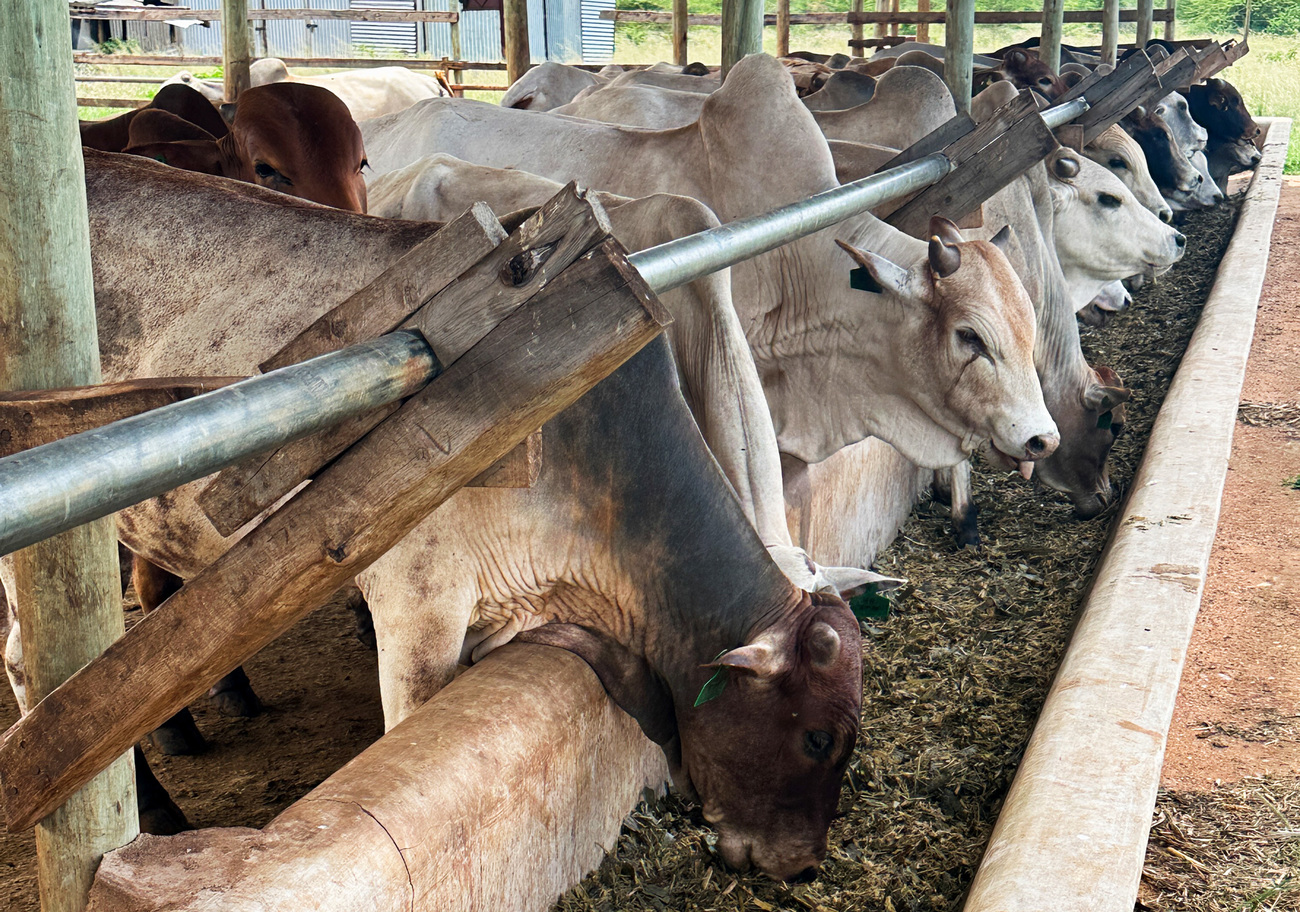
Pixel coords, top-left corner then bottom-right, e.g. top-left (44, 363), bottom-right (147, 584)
top-left (342, 584), bottom-right (377, 651)
top-left (134, 744), bottom-right (191, 835)
top-left (948, 461), bottom-right (981, 549)
top-left (131, 554), bottom-right (211, 755)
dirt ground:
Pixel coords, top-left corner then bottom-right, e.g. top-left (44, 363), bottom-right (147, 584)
top-left (0, 592), bottom-right (384, 912)
top-left (1161, 178), bottom-right (1300, 790)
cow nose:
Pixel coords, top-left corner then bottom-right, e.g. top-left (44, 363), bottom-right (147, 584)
top-left (1159, 207), bottom-right (1174, 223)
top-left (1194, 172), bottom-right (1203, 185)
top-left (1174, 232), bottom-right (1187, 249)
top-left (1025, 433), bottom-right (1058, 459)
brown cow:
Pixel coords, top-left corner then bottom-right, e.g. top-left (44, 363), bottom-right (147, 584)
top-left (124, 82), bottom-right (369, 214)
top-left (79, 82), bottom-right (230, 153)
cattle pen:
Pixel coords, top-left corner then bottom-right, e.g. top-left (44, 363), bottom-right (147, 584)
top-left (0, 3), bottom-right (1290, 912)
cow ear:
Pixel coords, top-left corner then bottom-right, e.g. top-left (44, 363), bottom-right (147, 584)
top-left (506, 91), bottom-right (536, 110)
top-left (989, 224), bottom-right (1013, 252)
top-left (1082, 377), bottom-right (1133, 411)
top-left (124, 139), bottom-right (225, 177)
top-left (805, 622), bottom-right (841, 670)
top-left (220, 102), bottom-right (238, 125)
top-left (516, 623), bottom-right (679, 747)
top-left (835, 239), bottom-right (908, 295)
top-left (814, 565), bottom-right (905, 599)
top-left (928, 234), bottom-right (962, 279)
top-left (709, 630), bottom-right (789, 679)
top-left (929, 215), bottom-right (965, 247)
top-left (127, 109), bottom-right (216, 146)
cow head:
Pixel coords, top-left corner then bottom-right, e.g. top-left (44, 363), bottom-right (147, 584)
top-left (1167, 150), bottom-right (1225, 213)
top-left (833, 216), bottom-right (1059, 475)
top-left (1034, 363), bottom-right (1131, 518)
top-left (1188, 78), bottom-right (1259, 143)
top-left (520, 591), bottom-right (863, 882)
top-left (1084, 124), bottom-right (1173, 222)
top-left (1123, 105), bottom-right (1203, 195)
top-left (1046, 148), bottom-right (1185, 308)
top-left (126, 83), bottom-right (369, 214)
top-left (998, 48), bottom-right (1066, 100)
top-left (1154, 92), bottom-right (1209, 157)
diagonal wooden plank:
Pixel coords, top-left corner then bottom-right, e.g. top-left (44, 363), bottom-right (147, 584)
top-left (1059, 49), bottom-right (1160, 144)
top-left (0, 239), bottom-right (670, 832)
top-left (199, 187), bottom-right (610, 536)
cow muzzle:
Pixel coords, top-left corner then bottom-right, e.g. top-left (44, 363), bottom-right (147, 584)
top-left (716, 829), bottom-right (826, 882)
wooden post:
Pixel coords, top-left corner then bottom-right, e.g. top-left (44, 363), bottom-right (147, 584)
top-left (503, 0), bottom-right (531, 85)
top-left (874, 0), bottom-right (888, 39)
top-left (1135, 0), bottom-right (1154, 48)
top-left (889, 0), bottom-right (900, 36)
top-left (944, 0), bottom-right (974, 114)
top-left (917, 0), bottom-right (930, 44)
top-left (221, 0), bottom-right (251, 101)
top-left (851, 0), bottom-right (864, 50)
top-left (448, 0), bottom-right (462, 90)
top-left (777, 0), bottom-right (790, 57)
top-left (1164, 0), bottom-right (1175, 40)
top-left (1101, 0), bottom-right (1119, 67)
top-left (0, 2), bottom-right (138, 911)
top-left (721, 0), bottom-right (763, 77)
top-left (1041, 0), bottom-right (1064, 73)
top-left (672, 0), bottom-right (688, 65)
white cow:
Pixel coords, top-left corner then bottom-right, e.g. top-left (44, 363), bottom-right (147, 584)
top-left (362, 54), bottom-right (1059, 478)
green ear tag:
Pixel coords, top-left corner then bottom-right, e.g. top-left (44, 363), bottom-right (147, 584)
top-left (1097, 410), bottom-right (1113, 430)
top-left (849, 583), bottom-right (892, 620)
top-left (850, 266), bottom-right (883, 293)
top-left (694, 650), bottom-right (729, 707)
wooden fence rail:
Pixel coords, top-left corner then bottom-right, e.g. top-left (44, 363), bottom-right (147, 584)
top-left (601, 8), bottom-right (1173, 25)
top-left (69, 7), bottom-right (458, 23)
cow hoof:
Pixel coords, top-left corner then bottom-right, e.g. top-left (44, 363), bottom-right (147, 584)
top-left (139, 798), bottom-right (192, 836)
top-left (954, 506), bottom-right (981, 550)
top-left (208, 667), bottom-right (264, 717)
top-left (149, 709), bottom-right (208, 756)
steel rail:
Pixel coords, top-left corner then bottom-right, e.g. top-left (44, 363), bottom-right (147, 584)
top-left (0, 99), bottom-right (1093, 556)
top-left (1041, 95), bottom-right (1090, 130)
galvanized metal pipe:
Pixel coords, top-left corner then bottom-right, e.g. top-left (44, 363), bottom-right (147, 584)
top-left (0, 151), bottom-right (958, 554)
top-left (0, 333), bottom-right (436, 556)
top-left (629, 152), bottom-right (953, 293)
top-left (1041, 96), bottom-right (1090, 130)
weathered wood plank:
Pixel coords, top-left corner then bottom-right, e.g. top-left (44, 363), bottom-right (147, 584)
top-left (0, 239), bottom-right (671, 833)
top-left (0, 379), bottom-right (240, 459)
top-left (886, 91), bottom-right (1057, 237)
top-left (202, 191), bottom-right (605, 535)
top-left (1060, 49), bottom-right (1158, 144)
top-left (877, 112), bottom-right (977, 171)
top-left (466, 429), bottom-right (543, 487)
top-left (1192, 42), bottom-right (1231, 82)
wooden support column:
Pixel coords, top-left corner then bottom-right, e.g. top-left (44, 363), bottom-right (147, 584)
top-left (944, 0), bottom-right (974, 114)
top-left (672, 0), bottom-right (688, 65)
top-left (1164, 0), bottom-right (1175, 40)
top-left (1041, 0), bottom-right (1064, 73)
top-left (874, 0), bottom-right (888, 39)
top-left (777, 0), bottom-right (790, 58)
top-left (0, 3), bottom-right (138, 912)
top-left (1135, 0), bottom-right (1154, 48)
top-left (449, 0), bottom-right (463, 91)
top-left (503, 0), bottom-right (531, 85)
top-left (917, 0), bottom-right (930, 44)
top-left (721, 0), bottom-right (763, 78)
top-left (221, 0), bottom-right (251, 101)
top-left (1101, 0), bottom-right (1120, 67)
top-left (851, 0), bottom-right (864, 50)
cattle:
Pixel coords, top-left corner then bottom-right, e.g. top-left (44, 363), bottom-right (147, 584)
top-left (1154, 91), bottom-right (1209, 156)
top-left (79, 82), bottom-right (229, 153)
top-left (361, 54), bottom-right (1058, 482)
top-left (1123, 105), bottom-right (1203, 197)
top-left (1077, 280), bottom-right (1132, 328)
top-left (164, 59), bottom-right (450, 120)
top-left (1189, 78), bottom-right (1263, 188)
top-left (122, 81), bottom-right (369, 213)
top-left (1082, 124), bottom-right (1173, 222)
top-left (3, 150), bottom-right (881, 879)
top-left (802, 69), bottom-right (878, 111)
top-left (607, 65), bottom-right (723, 95)
top-left (879, 45), bottom-right (1065, 101)
top-left (1167, 149), bottom-right (1227, 212)
top-left (553, 83), bottom-right (706, 128)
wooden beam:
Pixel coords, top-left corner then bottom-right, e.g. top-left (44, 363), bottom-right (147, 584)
top-left (1059, 48), bottom-right (1158, 144)
top-left (777, 0), bottom-right (791, 59)
top-left (68, 7), bottom-right (458, 21)
top-left (1101, 0), bottom-right (1120, 67)
top-left (874, 0), bottom-right (889, 39)
top-left (1192, 42), bottom-right (1231, 82)
top-left (672, 0), bottom-right (689, 65)
top-left (944, 0), bottom-right (974, 114)
top-left (0, 233), bottom-right (670, 834)
top-left (222, 0), bottom-right (250, 101)
top-left (722, 0), bottom-right (764, 78)
top-left (878, 111), bottom-right (978, 171)
top-left (851, 0), bottom-right (864, 48)
top-left (1164, 0), bottom-right (1175, 40)
top-left (886, 90), bottom-right (1058, 236)
top-left (503, 0), bottom-right (530, 86)
top-left (607, 8), bottom-right (1173, 24)
top-left (0, 2), bottom-right (137, 910)
top-left (1041, 0), bottom-right (1064, 73)
top-left (1136, 0), bottom-right (1154, 48)
top-left (201, 193), bottom-right (603, 537)
top-left (72, 53), bottom-right (507, 70)
top-left (917, 0), bottom-right (930, 44)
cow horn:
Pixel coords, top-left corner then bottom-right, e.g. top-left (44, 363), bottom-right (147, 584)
top-left (806, 622), bottom-right (842, 669)
top-left (710, 631), bottom-right (789, 679)
top-left (1053, 154), bottom-right (1080, 180)
top-left (928, 235), bottom-right (962, 279)
top-left (989, 225), bottom-right (1013, 252)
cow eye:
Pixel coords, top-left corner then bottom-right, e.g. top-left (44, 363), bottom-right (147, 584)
top-left (1038, 77), bottom-right (1053, 87)
top-left (957, 327), bottom-right (987, 356)
top-left (1108, 157), bottom-right (1127, 170)
top-left (804, 730), bottom-right (834, 761)
top-left (360, 158), bottom-right (370, 172)
top-left (1098, 192), bottom-right (1123, 209)
top-left (254, 162), bottom-right (291, 185)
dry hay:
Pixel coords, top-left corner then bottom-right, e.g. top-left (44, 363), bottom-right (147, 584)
top-left (1140, 777), bottom-right (1300, 911)
top-left (552, 200), bottom-right (1242, 912)
top-left (1238, 402), bottom-right (1300, 434)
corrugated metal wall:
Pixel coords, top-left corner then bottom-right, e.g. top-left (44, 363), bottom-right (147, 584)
top-left (350, 0), bottom-right (419, 55)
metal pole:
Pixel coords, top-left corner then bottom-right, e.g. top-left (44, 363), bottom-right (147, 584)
top-left (0, 334), bottom-right (436, 558)
top-left (1041, 0), bottom-right (1064, 73)
top-left (629, 153), bottom-right (952, 293)
top-left (222, 0), bottom-right (251, 101)
top-left (944, 0), bottom-right (974, 114)
top-left (721, 0), bottom-right (763, 77)
top-left (1041, 96), bottom-right (1090, 130)
top-left (1, 1), bottom-right (137, 910)
top-left (1101, 0), bottom-right (1119, 67)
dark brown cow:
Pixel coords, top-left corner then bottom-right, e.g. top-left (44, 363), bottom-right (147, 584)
top-left (1123, 106), bottom-right (1203, 194)
top-left (79, 83), bottom-right (230, 153)
top-left (124, 82), bottom-right (368, 214)
top-left (1188, 78), bottom-right (1263, 187)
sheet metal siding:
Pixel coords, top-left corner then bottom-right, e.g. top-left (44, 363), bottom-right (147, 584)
top-left (579, 0), bottom-right (614, 62)
top-left (351, 0), bottom-right (418, 55)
